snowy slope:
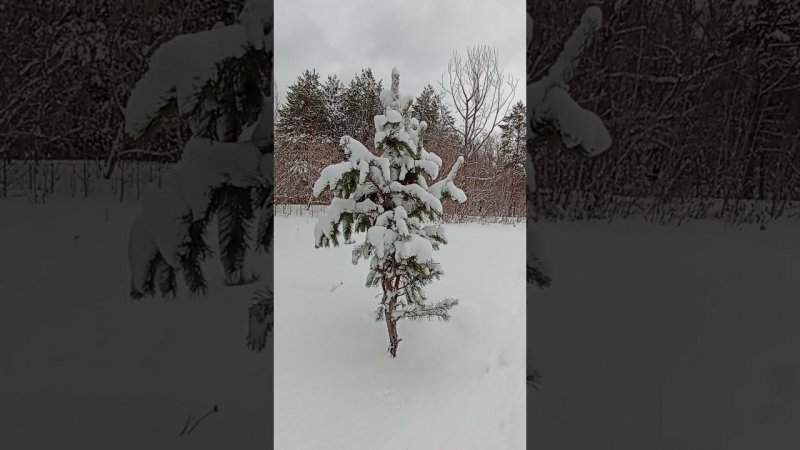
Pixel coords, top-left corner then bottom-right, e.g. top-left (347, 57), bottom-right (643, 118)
top-left (530, 219), bottom-right (800, 449)
top-left (275, 213), bottom-right (526, 450)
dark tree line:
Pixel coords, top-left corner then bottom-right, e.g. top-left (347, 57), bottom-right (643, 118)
top-left (276, 68), bottom-right (526, 167)
top-left (1, 0), bottom-right (238, 164)
top-left (274, 68), bottom-right (527, 219)
top-left (529, 0), bottom-right (800, 222)
top-left (277, 69), bottom-right (454, 145)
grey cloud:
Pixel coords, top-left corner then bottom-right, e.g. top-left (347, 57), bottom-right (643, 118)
top-left (276, 0), bottom-right (525, 108)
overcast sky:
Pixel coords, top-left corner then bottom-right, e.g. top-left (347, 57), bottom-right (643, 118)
top-left (275, 0), bottom-right (525, 113)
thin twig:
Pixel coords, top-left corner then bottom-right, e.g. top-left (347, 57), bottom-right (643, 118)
top-left (179, 412), bottom-right (194, 436)
top-left (179, 405), bottom-right (219, 436)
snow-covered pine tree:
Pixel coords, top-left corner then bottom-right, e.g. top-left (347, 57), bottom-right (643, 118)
top-left (411, 84), bottom-right (440, 130)
top-left (312, 68), bottom-right (467, 358)
top-left (123, 0), bottom-right (274, 351)
top-left (276, 69), bottom-right (327, 140)
top-left (322, 75), bottom-right (347, 142)
top-left (527, 5), bottom-right (612, 288)
top-left (410, 83), bottom-right (457, 142)
top-left (341, 69), bottom-right (384, 144)
top-left (499, 100), bottom-right (526, 168)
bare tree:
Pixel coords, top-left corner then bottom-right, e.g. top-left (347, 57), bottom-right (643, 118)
top-left (440, 45), bottom-right (518, 159)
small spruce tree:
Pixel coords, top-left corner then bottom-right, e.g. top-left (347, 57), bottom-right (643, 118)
top-left (498, 100), bottom-right (526, 168)
top-left (312, 68), bottom-right (467, 357)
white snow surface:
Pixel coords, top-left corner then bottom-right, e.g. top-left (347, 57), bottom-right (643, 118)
top-left (536, 86), bottom-right (612, 156)
top-left (276, 213), bottom-right (526, 449)
top-left (366, 225), bottom-right (391, 259)
top-left (0, 199), bottom-right (271, 449)
top-left (393, 233), bottom-right (433, 262)
top-left (428, 156), bottom-right (467, 203)
top-left (421, 147), bottom-right (443, 167)
top-left (428, 179), bottom-right (467, 203)
top-left (123, 25), bottom-right (251, 139)
top-left (312, 137), bottom-right (390, 197)
top-left (390, 181), bottom-right (443, 214)
top-left (414, 158), bottom-right (440, 179)
top-left (4, 195), bottom-right (800, 448)
top-left (549, 6), bottom-right (602, 86)
top-left (238, 0), bottom-right (271, 50)
top-left (530, 219), bottom-right (800, 449)
top-left (385, 108), bottom-right (403, 124)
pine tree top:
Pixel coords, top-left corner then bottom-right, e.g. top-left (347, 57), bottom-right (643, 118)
top-left (312, 68), bottom-right (466, 251)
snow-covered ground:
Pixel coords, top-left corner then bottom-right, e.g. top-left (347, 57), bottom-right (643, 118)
top-left (530, 219), bottom-right (800, 449)
top-left (0, 198), bottom-right (524, 449)
top-left (274, 214), bottom-right (526, 450)
top-left (0, 198), bottom-right (271, 449)
top-left (5, 195), bottom-right (796, 449)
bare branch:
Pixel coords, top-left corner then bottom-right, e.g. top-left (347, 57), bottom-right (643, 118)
top-left (440, 45), bottom-right (518, 158)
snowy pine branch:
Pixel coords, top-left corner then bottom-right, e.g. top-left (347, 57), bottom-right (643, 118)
top-left (396, 298), bottom-right (459, 321)
top-left (127, 0), bottom-right (272, 302)
top-left (528, 6), bottom-right (611, 157)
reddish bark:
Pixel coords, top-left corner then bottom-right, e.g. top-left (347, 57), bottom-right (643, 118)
top-left (383, 255), bottom-right (403, 357)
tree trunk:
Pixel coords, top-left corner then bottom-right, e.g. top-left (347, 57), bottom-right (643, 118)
top-left (383, 257), bottom-right (402, 357)
top-left (384, 308), bottom-right (399, 358)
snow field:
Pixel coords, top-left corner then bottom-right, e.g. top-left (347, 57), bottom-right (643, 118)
top-left (529, 219), bottom-right (800, 449)
top-left (275, 214), bottom-right (526, 450)
top-left (0, 199), bottom-right (271, 449)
